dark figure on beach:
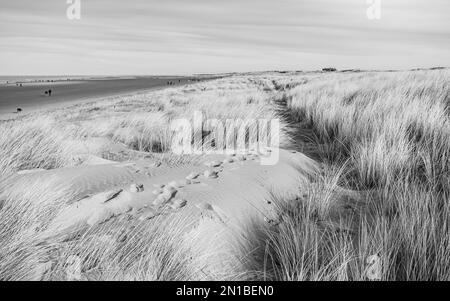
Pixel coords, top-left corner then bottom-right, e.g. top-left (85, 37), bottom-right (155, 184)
top-left (16, 108), bottom-right (22, 113)
top-left (48, 89), bottom-right (52, 96)
top-left (45, 91), bottom-right (48, 95)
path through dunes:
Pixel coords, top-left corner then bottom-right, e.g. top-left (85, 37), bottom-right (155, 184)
top-left (0, 71), bottom-right (397, 280)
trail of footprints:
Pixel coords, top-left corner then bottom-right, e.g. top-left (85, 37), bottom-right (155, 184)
top-left (85, 149), bottom-right (271, 227)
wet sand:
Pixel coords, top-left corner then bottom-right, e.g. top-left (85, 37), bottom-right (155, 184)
top-left (0, 76), bottom-right (213, 115)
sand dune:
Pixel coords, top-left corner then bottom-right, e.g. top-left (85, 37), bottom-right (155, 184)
top-left (0, 144), bottom-right (322, 280)
top-left (0, 72), bottom-right (362, 280)
top-left (2, 69), bottom-right (446, 280)
top-left (2, 149), bottom-right (318, 241)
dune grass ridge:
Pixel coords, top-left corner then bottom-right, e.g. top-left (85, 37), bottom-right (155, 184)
top-left (272, 69), bottom-right (450, 280)
top-left (0, 69), bottom-right (449, 280)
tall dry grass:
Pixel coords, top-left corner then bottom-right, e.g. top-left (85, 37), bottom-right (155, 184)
top-left (0, 70), bottom-right (448, 280)
top-left (0, 75), bottom-right (286, 280)
top-left (257, 69), bottom-right (450, 280)
top-left (0, 117), bottom-right (74, 177)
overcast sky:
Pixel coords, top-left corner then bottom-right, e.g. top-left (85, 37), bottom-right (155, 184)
top-left (0, 0), bottom-right (448, 75)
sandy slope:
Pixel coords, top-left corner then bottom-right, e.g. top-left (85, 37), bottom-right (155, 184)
top-left (1, 148), bottom-right (318, 242)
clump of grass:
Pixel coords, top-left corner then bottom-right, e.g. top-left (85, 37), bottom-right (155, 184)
top-left (0, 117), bottom-right (72, 177)
top-left (259, 69), bottom-right (450, 280)
top-left (238, 165), bottom-right (362, 281)
top-left (287, 70), bottom-right (450, 188)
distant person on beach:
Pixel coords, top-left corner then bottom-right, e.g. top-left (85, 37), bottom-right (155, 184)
top-left (16, 108), bottom-right (22, 113)
top-left (48, 89), bottom-right (52, 96)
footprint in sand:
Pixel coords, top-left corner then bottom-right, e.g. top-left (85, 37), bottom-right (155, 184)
top-left (151, 162), bottom-right (162, 168)
top-left (196, 202), bottom-right (214, 211)
top-left (167, 180), bottom-right (184, 189)
top-left (203, 169), bottom-right (218, 179)
top-left (236, 155), bottom-right (247, 161)
top-left (186, 172), bottom-right (200, 180)
top-left (222, 157), bottom-right (234, 164)
top-left (163, 185), bottom-right (177, 195)
top-left (249, 153), bottom-right (260, 160)
top-left (131, 207), bottom-right (144, 215)
top-left (153, 186), bottom-right (177, 206)
top-left (153, 194), bottom-right (170, 206)
top-left (111, 204), bottom-right (133, 216)
top-left (204, 160), bottom-right (222, 168)
top-left (152, 189), bottom-right (163, 195)
top-left (186, 179), bottom-right (200, 185)
top-left (179, 179), bottom-right (191, 186)
top-left (195, 202), bottom-right (227, 223)
top-left (122, 205), bottom-right (133, 213)
top-left (183, 173), bottom-right (201, 184)
top-left (130, 183), bottom-right (144, 193)
top-left (169, 198), bottom-right (187, 210)
top-left (138, 209), bottom-right (157, 221)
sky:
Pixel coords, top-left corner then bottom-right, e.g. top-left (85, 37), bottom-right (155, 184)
top-left (0, 0), bottom-right (449, 75)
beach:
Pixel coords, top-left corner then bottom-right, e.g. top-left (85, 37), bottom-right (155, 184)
top-left (0, 76), bottom-right (214, 116)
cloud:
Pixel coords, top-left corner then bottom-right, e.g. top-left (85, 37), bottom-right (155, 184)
top-left (0, 0), bottom-right (448, 74)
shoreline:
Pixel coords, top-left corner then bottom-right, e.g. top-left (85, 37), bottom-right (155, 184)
top-left (0, 85), bottom-right (166, 121)
top-left (0, 76), bottom-right (218, 120)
